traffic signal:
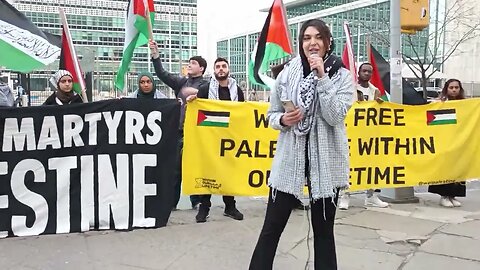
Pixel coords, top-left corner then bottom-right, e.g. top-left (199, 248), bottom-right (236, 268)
top-left (400, 0), bottom-right (429, 34)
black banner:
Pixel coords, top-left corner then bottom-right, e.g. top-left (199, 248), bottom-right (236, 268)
top-left (0, 99), bottom-right (179, 237)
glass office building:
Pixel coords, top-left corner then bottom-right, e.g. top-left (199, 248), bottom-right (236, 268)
top-left (12, 0), bottom-right (198, 100)
top-left (217, 0), bottom-right (440, 96)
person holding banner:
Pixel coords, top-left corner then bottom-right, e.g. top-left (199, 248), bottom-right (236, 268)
top-left (249, 19), bottom-right (354, 270)
top-left (43, 70), bottom-right (83, 105)
top-left (127, 71), bottom-right (167, 99)
top-left (188, 57), bottom-right (245, 223)
top-left (149, 40), bottom-right (208, 210)
top-left (338, 62), bottom-right (389, 210)
top-left (428, 78), bottom-right (466, 208)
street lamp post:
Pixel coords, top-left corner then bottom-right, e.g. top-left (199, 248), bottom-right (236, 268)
top-left (379, 0), bottom-right (419, 203)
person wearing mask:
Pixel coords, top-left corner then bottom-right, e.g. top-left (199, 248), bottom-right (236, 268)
top-left (248, 19), bottom-right (354, 270)
top-left (149, 40), bottom-right (208, 210)
top-left (429, 78), bottom-right (466, 207)
top-left (43, 70), bottom-right (84, 105)
top-left (187, 57), bottom-right (245, 223)
top-left (338, 62), bottom-right (389, 210)
top-left (128, 71), bottom-right (167, 99)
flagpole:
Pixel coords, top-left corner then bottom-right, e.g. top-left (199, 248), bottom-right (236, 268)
top-left (245, 36), bottom-right (249, 101)
top-left (366, 35), bottom-right (371, 62)
top-left (147, 47), bottom-right (151, 73)
top-left (145, 0), bottom-right (154, 73)
top-left (356, 24), bottom-right (361, 63)
top-left (343, 21), bottom-right (357, 83)
top-left (59, 8), bottom-right (88, 103)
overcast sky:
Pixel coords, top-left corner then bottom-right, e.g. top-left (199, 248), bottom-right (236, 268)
top-left (197, 0), bottom-right (274, 72)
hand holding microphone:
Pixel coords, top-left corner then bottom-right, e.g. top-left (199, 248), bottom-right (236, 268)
top-left (309, 52), bottom-right (325, 77)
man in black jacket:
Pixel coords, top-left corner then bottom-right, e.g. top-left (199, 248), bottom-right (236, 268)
top-left (193, 57), bottom-right (245, 223)
top-left (149, 40), bottom-right (208, 210)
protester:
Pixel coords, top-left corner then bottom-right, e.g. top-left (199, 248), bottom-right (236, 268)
top-left (149, 39), bottom-right (208, 210)
top-left (249, 19), bottom-right (354, 269)
top-left (428, 78), bottom-right (466, 207)
top-left (356, 63), bottom-right (381, 101)
top-left (187, 57), bottom-right (245, 223)
top-left (0, 79), bottom-right (14, 107)
top-left (338, 62), bottom-right (389, 210)
top-left (128, 71), bottom-right (167, 99)
top-left (43, 70), bottom-right (83, 105)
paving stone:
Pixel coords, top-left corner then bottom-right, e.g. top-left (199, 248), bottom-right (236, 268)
top-left (403, 252), bottom-right (480, 270)
top-left (420, 234), bottom-right (480, 261)
top-left (337, 211), bottom-right (443, 236)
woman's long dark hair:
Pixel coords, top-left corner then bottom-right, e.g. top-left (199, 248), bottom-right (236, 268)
top-left (440, 78), bottom-right (465, 100)
top-left (298, 19), bottom-right (334, 78)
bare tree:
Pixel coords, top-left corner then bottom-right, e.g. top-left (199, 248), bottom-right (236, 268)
top-left (361, 0), bottom-right (480, 99)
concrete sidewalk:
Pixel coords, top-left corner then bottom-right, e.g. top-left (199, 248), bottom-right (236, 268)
top-left (1, 185), bottom-right (479, 270)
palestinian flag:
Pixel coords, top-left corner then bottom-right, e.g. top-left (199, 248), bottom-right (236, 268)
top-left (59, 8), bottom-right (86, 97)
top-left (115, 0), bottom-right (155, 90)
top-left (0, 0), bottom-right (61, 73)
top-left (197, 110), bottom-right (230, 128)
top-left (248, 0), bottom-right (292, 89)
top-left (369, 45), bottom-right (388, 101)
top-left (427, 109), bottom-right (457, 125)
top-left (369, 45), bottom-right (426, 105)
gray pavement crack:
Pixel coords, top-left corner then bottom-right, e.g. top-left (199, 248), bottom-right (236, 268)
top-left (437, 230), bottom-right (478, 240)
top-left (286, 236), bottom-right (308, 254)
top-left (397, 223), bottom-right (453, 269)
top-left (116, 263), bottom-right (159, 270)
top-left (418, 250), bottom-right (480, 263)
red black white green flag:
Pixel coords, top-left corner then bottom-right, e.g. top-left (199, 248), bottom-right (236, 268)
top-left (248, 0), bottom-right (293, 89)
top-left (115, 0), bottom-right (155, 91)
top-left (369, 44), bottom-right (388, 100)
top-left (59, 8), bottom-right (86, 100)
top-left (369, 44), bottom-right (426, 105)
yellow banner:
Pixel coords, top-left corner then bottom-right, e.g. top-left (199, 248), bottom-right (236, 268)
top-left (183, 99), bottom-right (480, 196)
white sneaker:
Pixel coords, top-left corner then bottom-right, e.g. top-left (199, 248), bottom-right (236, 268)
top-left (365, 195), bottom-right (389, 208)
top-left (450, 197), bottom-right (462, 207)
top-left (440, 196), bottom-right (454, 207)
top-left (338, 194), bottom-right (350, 210)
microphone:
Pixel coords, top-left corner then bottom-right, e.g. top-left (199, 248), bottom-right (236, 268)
top-left (310, 52), bottom-right (319, 76)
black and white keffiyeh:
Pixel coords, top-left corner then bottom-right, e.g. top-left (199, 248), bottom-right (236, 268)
top-left (208, 77), bottom-right (238, 101)
top-left (295, 54), bottom-right (344, 135)
top-left (271, 54), bottom-right (351, 201)
top-left (50, 70), bottom-right (73, 90)
top-left (296, 72), bottom-right (317, 135)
